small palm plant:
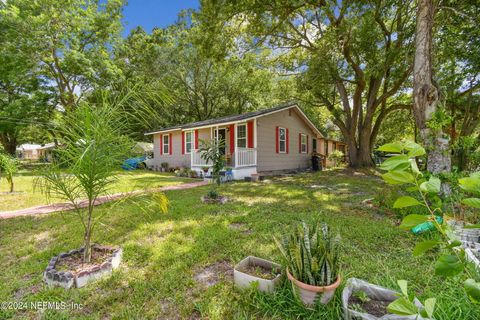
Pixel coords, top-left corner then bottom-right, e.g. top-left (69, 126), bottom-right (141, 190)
top-left (274, 221), bottom-right (340, 286)
top-left (37, 93), bottom-right (146, 264)
top-left (0, 153), bottom-right (17, 192)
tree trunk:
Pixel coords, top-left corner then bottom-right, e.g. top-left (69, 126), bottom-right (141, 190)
top-left (83, 204), bottom-right (94, 263)
top-left (345, 136), bottom-right (374, 168)
top-left (412, 0), bottom-right (451, 174)
top-left (0, 134), bottom-right (17, 156)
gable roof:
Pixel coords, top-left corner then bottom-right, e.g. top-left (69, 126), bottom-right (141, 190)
top-left (145, 102), bottom-right (324, 137)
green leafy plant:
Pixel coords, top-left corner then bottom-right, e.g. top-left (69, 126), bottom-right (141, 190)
top-left (0, 153), bottom-right (18, 192)
top-left (353, 290), bottom-right (370, 303)
top-left (387, 280), bottom-right (436, 319)
top-left (274, 221), bottom-right (340, 286)
top-left (327, 150), bottom-right (345, 168)
top-left (207, 189), bottom-right (219, 199)
top-left (199, 139), bottom-right (225, 186)
top-left (378, 140), bottom-right (480, 304)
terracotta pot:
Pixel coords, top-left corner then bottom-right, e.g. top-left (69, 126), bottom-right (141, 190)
top-left (287, 269), bottom-right (341, 306)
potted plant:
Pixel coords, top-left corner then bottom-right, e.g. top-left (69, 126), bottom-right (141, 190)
top-left (201, 166), bottom-right (210, 176)
top-left (234, 256), bottom-right (282, 293)
top-left (274, 221), bottom-right (341, 306)
top-left (342, 278), bottom-right (434, 319)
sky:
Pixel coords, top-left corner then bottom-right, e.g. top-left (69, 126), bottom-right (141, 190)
top-left (121, 0), bottom-right (199, 36)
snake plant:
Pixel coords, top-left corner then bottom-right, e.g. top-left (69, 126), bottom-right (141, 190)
top-left (274, 221), bottom-right (340, 286)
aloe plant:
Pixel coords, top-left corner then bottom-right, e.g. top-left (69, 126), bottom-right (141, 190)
top-left (274, 221), bottom-right (340, 286)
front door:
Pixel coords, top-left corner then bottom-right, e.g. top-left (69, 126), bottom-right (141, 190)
top-left (214, 128), bottom-right (227, 155)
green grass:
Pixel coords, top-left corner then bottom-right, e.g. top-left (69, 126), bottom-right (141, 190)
top-left (0, 170), bottom-right (195, 211)
top-left (0, 169), bottom-right (479, 319)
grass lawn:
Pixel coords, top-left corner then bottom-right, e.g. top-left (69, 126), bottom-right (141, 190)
top-left (0, 170), bottom-right (479, 319)
top-left (0, 169), bottom-right (196, 212)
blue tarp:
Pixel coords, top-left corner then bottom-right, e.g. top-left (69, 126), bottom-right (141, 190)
top-left (122, 156), bottom-right (146, 170)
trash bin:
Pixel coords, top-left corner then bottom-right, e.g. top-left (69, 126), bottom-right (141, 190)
top-left (311, 155), bottom-right (321, 171)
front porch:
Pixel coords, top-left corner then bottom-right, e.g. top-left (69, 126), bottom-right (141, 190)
top-left (189, 121), bottom-right (257, 179)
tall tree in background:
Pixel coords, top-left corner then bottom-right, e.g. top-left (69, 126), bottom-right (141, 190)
top-left (0, 2), bottom-right (54, 154)
top-left (435, 3), bottom-right (479, 171)
top-left (116, 11), bottom-right (280, 129)
top-left (2, 0), bottom-right (124, 113)
top-left (202, 0), bottom-right (416, 167)
top-left (412, 0), bottom-right (450, 174)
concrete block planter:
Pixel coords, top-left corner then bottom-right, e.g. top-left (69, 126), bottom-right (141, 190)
top-left (342, 278), bottom-right (427, 320)
top-left (200, 195), bottom-right (229, 204)
top-left (234, 256), bottom-right (282, 293)
top-left (465, 247), bottom-right (480, 269)
top-left (287, 269), bottom-right (341, 306)
top-left (43, 244), bottom-right (122, 289)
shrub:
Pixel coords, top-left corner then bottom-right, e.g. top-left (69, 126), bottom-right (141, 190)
top-left (0, 153), bottom-right (17, 192)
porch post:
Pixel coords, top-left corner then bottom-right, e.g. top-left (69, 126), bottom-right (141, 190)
top-left (234, 123), bottom-right (238, 168)
top-left (253, 118), bottom-right (257, 165)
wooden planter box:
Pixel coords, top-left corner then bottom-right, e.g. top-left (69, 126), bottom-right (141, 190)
top-left (234, 256), bottom-right (282, 293)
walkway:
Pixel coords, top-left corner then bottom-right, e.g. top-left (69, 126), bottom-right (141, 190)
top-left (0, 180), bottom-right (208, 219)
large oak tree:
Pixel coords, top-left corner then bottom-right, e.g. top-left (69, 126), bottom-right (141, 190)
top-left (202, 0), bottom-right (416, 167)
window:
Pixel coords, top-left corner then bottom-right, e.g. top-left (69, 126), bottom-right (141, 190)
top-left (163, 135), bottom-right (169, 155)
top-left (279, 127), bottom-right (286, 153)
top-left (185, 131), bottom-right (193, 153)
top-left (333, 142), bottom-right (337, 151)
top-left (237, 124), bottom-right (247, 148)
top-left (300, 134), bottom-right (307, 153)
top-left (312, 138), bottom-right (317, 152)
top-left (324, 141), bottom-right (329, 156)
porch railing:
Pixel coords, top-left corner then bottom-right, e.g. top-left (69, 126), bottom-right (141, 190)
top-left (236, 148), bottom-right (257, 167)
top-left (191, 148), bottom-right (257, 167)
top-left (191, 149), bottom-right (210, 167)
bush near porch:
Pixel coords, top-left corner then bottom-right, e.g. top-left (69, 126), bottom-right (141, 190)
top-left (0, 170), bottom-right (479, 319)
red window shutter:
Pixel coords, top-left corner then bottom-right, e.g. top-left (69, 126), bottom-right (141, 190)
top-left (229, 124), bottom-right (235, 154)
top-left (182, 132), bottom-right (185, 154)
top-left (160, 135), bottom-right (163, 155)
top-left (169, 133), bottom-right (173, 155)
top-left (299, 133), bottom-right (302, 153)
top-left (275, 126), bottom-right (279, 153)
top-left (194, 130), bottom-right (199, 149)
top-left (247, 120), bottom-right (254, 148)
top-left (286, 128), bottom-right (289, 154)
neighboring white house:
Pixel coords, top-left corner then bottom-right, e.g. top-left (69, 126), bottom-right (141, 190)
top-left (16, 143), bottom-right (55, 161)
top-left (145, 103), bottom-right (348, 179)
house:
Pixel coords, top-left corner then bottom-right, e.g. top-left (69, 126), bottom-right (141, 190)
top-left (145, 103), bottom-right (348, 179)
top-left (16, 143), bottom-right (56, 161)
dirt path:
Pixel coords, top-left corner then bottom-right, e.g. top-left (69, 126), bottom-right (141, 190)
top-left (0, 180), bottom-right (209, 219)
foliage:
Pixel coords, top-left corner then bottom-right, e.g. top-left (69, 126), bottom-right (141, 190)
top-left (274, 221), bottom-right (340, 287)
top-left (199, 139), bottom-right (225, 186)
top-left (327, 150), bottom-right (345, 168)
top-left (387, 280), bottom-right (436, 319)
top-left (378, 140), bottom-right (480, 304)
top-left (36, 92), bottom-right (169, 263)
top-left (0, 152), bottom-right (17, 192)
top-left (207, 189), bottom-right (219, 199)
top-left (1, 0), bottom-right (124, 112)
top-left (203, 0), bottom-right (416, 167)
top-left (0, 2), bottom-right (55, 154)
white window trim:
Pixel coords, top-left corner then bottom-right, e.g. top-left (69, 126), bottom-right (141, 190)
top-left (279, 127), bottom-right (287, 153)
top-left (163, 135), bottom-right (170, 155)
top-left (185, 131), bottom-right (193, 154)
top-left (300, 133), bottom-right (307, 154)
top-left (237, 124), bottom-right (247, 149)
